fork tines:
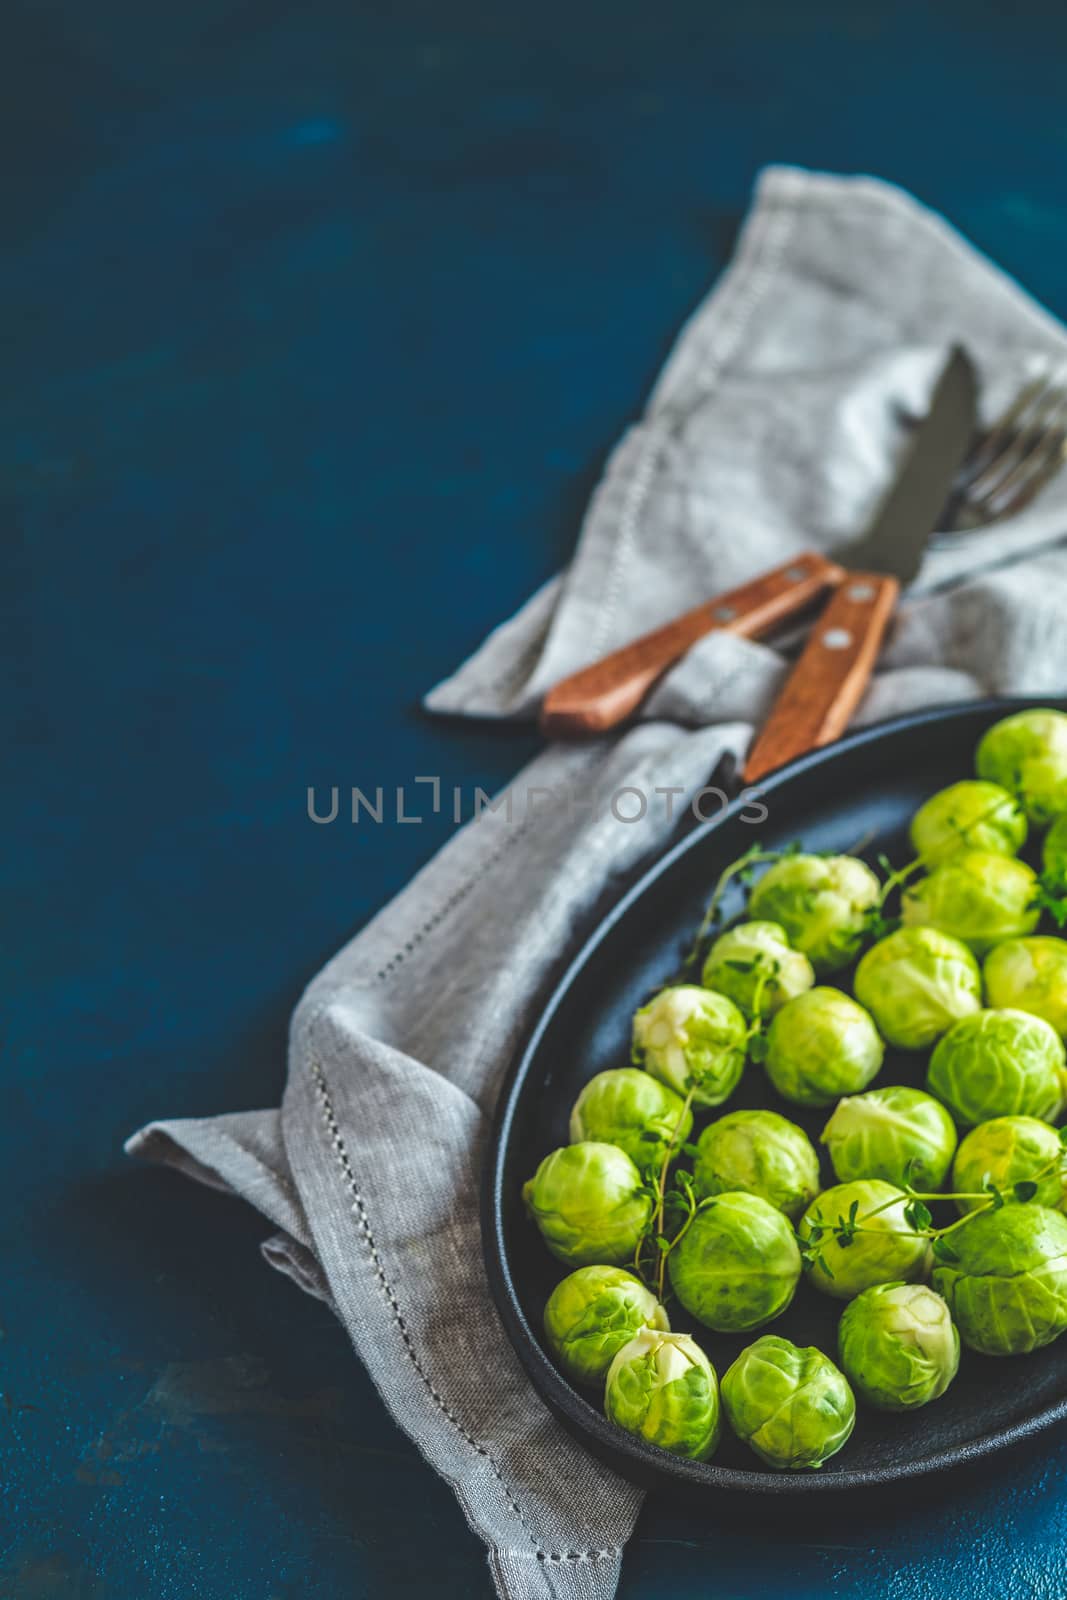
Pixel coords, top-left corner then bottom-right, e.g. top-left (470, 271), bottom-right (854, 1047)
top-left (957, 370), bottom-right (1067, 523)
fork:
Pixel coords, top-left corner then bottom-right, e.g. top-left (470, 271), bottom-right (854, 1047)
top-left (940, 370), bottom-right (1067, 532)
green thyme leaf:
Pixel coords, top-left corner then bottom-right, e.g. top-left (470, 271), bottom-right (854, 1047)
top-left (1035, 878), bottom-right (1067, 929)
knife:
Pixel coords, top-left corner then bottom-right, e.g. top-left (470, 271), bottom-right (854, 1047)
top-left (539, 346), bottom-right (978, 758)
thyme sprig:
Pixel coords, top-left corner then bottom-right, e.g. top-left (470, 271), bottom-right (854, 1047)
top-left (862, 851), bottom-right (925, 942)
top-left (864, 791), bottom-right (1042, 940)
top-left (682, 834), bottom-right (931, 977)
top-left (800, 1132), bottom-right (1067, 1279)
top-left (1034, 875), bottom-right (1067, 930)
top-left (634, 973), bottom-right (771, 1302)
top-left (684, 790), bottom-right (1047, 984)
top-left (681, 842), bottom-right (801, 976)
top-left (633, 1084), bottom-right (700, 1301)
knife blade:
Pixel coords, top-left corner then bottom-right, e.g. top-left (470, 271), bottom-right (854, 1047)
top-left (539, 344), bottom-right (978, 739)
top-left (837, 344), bottom-right (977, 582)
top-left (741, 346), bottom-right (979, 782)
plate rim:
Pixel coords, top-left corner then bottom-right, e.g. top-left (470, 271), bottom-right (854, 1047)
top-left (483, 695), bottom-right (1067, 1493)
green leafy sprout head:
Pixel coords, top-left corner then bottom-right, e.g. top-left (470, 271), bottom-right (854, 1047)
top-left (853, 925), bottom-right (982, 1050)
top-left (763, 986), bottom-right (884, 1108)
top-left (700, 921), bottom-right (815, 1019)
top-left (631, 985), bottom-right (748, 1109)
top-left (821, 1086), bottom-right (957, 1191)
top-left (543, 1265), bottom-right (669, 1386)
top-left (985, 937), bottom-right (1067, 1039)
top-left (604, 1328), bottom-right (721, 1460)
top-left (909, 779), bottom-right (1027, 868)
top-left (901, 849), bottom-right (1039, 957)
top-left (798, 1179), bottom-right (930, 1300)
top-left (932, 1203), bottom-right (1067, 1356)
top-left (747, 853), bottom-right (880, 973)
top-left (667, 1190), bottom-right (802, 1332)
top-left (976, 707), bottom-right (1067, 827)
top-left (523, 1142), bottom-right (652, 1266)
top-left (951, 1117), bottom-right (1067, 1217)
top-left (721, 1335), bottom-right (855, 1470)
top-left (569, 1068), bottom-right (693, 1174)
top-left (837, 1283), bottom-right (959, 1411)
top-left (925, 1008), bottom-right (1067, 1128)
top-left (693, 1109), bottom-right (820, 1220)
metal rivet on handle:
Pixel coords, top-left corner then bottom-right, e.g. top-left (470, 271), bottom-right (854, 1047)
top-left (823, 627), bottom-right (853, 650)
top-left (713, 605), bottom-right (737, 621)
top-left (847, 582), bottom-right (876, 602)
top-left (784, 565), bottom-right (809, 582)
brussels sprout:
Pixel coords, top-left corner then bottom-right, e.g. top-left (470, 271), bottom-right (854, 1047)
top-left (976, 707), bottom-right (1067, 826)
top-left (932, 1203), bottom-right (1067, 1355)
top-left (909, 780), bottom-right (1027, 868)
top-left (837, 1283), bottom-right (959, 1410)
top-left (798, 1180), bottom-right (930, 1300)
top-left (821, 1086), bottom-right (957, 1190)
top-left (763, 987), bottom-right (884, 1108)
top-left (747, 854), bottom-right (880, 973)
top-left (604, 1329), bottom-right (721, 1460)
top-left (569, 1068), bottom-right (693, 1174)
top-left (901, 850), bottom-right (1038, 957)
top-left (631, 985), bottom-right (748, 1109)
top-left (720, 1335), bottom-right (855, 1470)
top-left (951, 1116), bottom-right (1067, 1215)
top-left (984, 937), bottom-right (1067, 1039)
top-left (853, 926), bottom-right (982, 1050)
top-left (544, 1266), bottom-right (669, 1385)
top-left (1043, 813), bottom-right (1067, 895)
top-left (523, 1143), bottom-right (652, 1266)
top-left (701, 921), bottom-right (815, 1018)
top-left (925, 1008), bottom-right (1067, 1128)
top-left (668, 1191), bottom-right (802, 1332)
top-left (693, 1110), bottom-right (820, 1220)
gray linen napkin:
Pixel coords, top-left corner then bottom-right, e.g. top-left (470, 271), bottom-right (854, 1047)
top-left (129, 167), bottom-right (1067, 1600)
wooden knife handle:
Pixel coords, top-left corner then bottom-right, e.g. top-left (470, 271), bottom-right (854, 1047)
top-left (539, 551), bottom-right (844, 737)
top-left (742, 572), bottom-right (899, 785)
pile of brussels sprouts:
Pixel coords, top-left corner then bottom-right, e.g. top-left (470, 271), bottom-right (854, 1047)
top-left (523, 707), bottom-right (1067, 1471)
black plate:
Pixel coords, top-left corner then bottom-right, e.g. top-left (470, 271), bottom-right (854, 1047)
top-left (484, 697), bottom-right (1067, 1495)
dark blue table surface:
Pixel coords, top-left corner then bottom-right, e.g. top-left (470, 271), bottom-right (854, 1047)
top-left (7, 2), bottom-right (1067, 1595)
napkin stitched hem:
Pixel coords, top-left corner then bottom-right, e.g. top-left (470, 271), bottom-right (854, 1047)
top-left (303, 1048), bottom-right (634, 1600)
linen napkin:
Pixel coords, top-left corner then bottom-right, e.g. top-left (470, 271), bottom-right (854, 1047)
top-left (129, 167), bottom-right (1067, 1600)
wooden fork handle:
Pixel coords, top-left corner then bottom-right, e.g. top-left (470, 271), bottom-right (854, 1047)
top-left (539, 551), bottom-right (844, 737)
top-left (743, 572), bottom-right (899, 785)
